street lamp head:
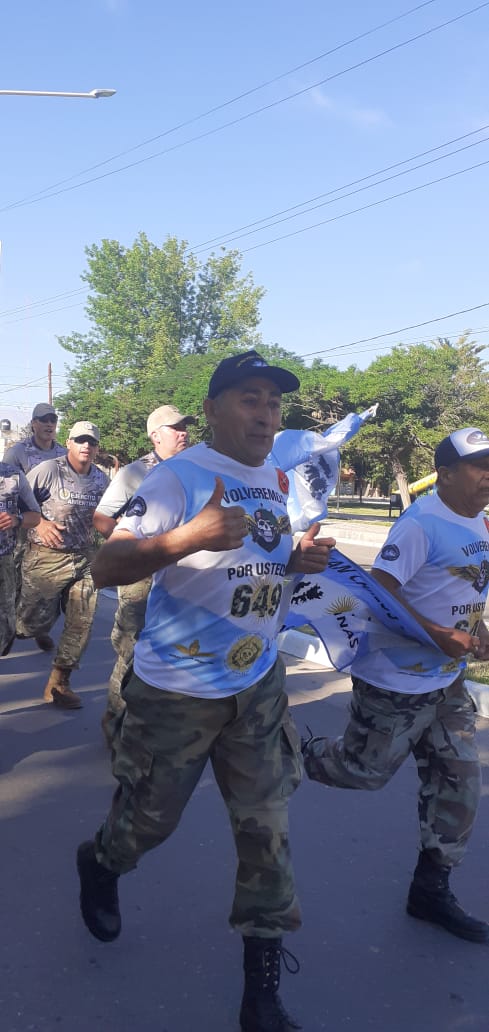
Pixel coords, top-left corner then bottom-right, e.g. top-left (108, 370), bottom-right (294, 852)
top-left (89, 88), bottom-right (117, 99)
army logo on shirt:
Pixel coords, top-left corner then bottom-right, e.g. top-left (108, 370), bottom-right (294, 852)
top-left (59, 488), bottom-right (71, 501)
top-left (226, 635), bottom-right (264, 672)
top-left (448, 559), bottom-right (489, 594)
top-left (245, 508), bottom-right (291, 553)
top-left (380, 544), bottom-right (400, 562)
top-left (126, 495), bottom-right (147, 517)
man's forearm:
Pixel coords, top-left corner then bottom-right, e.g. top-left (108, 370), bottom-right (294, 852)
top-left (91, 525), bottom-right (202, 587)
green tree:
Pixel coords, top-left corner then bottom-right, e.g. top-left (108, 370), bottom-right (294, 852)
top-left (55, 234), bottom-right (265, 458)
top-left (345, 335), bottom-right (489, 507)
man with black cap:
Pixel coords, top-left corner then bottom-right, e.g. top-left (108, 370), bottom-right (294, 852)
top-left (4, 402), bottom-right (67, 474)
top-left (303, 426), bottom-right (489, 944)
top-left (93, 403), bottom-right (195, 745)
top-left (16, 420), bottom-right (109, 708)
top-left (76, 350), bottom-right (335, 1032)
top-left (4, 402), bottom-right (67, 647)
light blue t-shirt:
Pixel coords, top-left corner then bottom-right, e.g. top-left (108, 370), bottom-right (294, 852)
top-left (117, 443), bottom-right (293, 698)
top-left (351, 493), bottom-right (489, 693)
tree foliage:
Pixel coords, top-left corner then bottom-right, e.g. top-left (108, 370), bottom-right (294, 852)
top-left (56, 234), bottom-right (265, 458)
top-left (54, 236), bottom-right (489, 489)
top-left (343, 335), bottom-right (489, 506)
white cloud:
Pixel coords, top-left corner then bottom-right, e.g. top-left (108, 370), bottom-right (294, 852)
top-left (310, 88), bottom-right (392, 129)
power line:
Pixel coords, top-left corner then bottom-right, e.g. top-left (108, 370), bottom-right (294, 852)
top-left (0, 287), bottom-right (87, 320)
top-left (1, 1), bottom-right (441, 210)
top-left (0, 301), bottom-right (86, 327)
top-left (0, 376), bottom-right (49, 397)
top-left (299, 302), bottom-right (489, 360)
top-left (239, 154), bottom-right (489, 253)
top-left (2, 2), bottom-right (487, 214)
top-left (191, 129), bottom-right (489, 253)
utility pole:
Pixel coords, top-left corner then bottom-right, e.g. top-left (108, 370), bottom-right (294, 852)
top-left (48, 362), bottom-right (52, 405)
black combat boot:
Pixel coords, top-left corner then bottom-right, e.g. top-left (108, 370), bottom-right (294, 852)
top-left (76, 840), bottom-right (121, 942)
top-left (240, 936), bottom-right (302, 1032)
top-left (407, 850), bottom-right (489, 943)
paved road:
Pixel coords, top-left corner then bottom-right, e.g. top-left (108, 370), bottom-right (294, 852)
top-left (1, 597), bottom-right (489, 1032)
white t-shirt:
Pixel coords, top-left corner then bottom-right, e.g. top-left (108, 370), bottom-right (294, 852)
top-left (351, 492), bottom-right (489, 693)
top-left (95, 452), bottom-right (159, 518)
top-left (117, 443), bottom-right (293, 698)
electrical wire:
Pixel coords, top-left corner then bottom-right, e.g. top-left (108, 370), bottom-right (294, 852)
top-left (191, 129), bottom-right (489, 253)
top-left (0, 1), bottom-right (441, 210)
top-left (1, 2), bottom-right (487, 214)
top-left (0, 301), bottom-right (86, 327)
top-left (238, 154), bottom-right (489, 253)
top-left (0, 287), bottom-right (87, 320)
top-left (298, 302), bottom-right (489, 360)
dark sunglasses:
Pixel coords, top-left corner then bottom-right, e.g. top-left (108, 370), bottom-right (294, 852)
top-left (73, 435), bottom-right (98, 446)
top-left (36, 415), bottom-right (58, 424)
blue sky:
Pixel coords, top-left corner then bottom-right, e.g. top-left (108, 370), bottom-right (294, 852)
top-left (1, 0), bottom-right (488, 428)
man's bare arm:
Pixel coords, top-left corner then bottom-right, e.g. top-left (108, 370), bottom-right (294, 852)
top-left (91, 476), bottom-right (247, 588)
top-left (93, 511), bottom-right (117, 540)
top-left (371, 568), bottom-right (480, 659)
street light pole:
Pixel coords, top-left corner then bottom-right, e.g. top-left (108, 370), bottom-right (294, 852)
top-left (0, 88), bottom-right (116, 99)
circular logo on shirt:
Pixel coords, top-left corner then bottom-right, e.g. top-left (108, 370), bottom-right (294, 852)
top-left (277, 469), bottom-right (289, 494)
top-left (226, 635), bottom-right (264, 672)
top-left (59, 488), bottom-right (71, 501)
top-left (380, 544), bottom-right (400, 562)
top-left (125, 495), bottom-right (147, 517)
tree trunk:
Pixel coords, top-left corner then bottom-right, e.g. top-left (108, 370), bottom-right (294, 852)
top-left (392, 457), bottom-right (412, 510)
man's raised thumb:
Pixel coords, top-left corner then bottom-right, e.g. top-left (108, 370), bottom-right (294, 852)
top-left (207, 476), bottom-right (225, 506)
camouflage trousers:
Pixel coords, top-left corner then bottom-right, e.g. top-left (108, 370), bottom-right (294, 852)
top-left (304, 674), bottom-right (480, 867)
top-left (95, 657), bottom-right (304, 937)
top-left (0, 554), bottom-right (16, 656)
top-left (107, 578), bottom-right (152, 716)
top-left (13, 528), bottom-right (28, 609)
top-left (16, 544), bottom-right (98, 670)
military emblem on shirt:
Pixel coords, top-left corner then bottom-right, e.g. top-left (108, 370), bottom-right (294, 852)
top-left (226, 635), bottom-right (264, 672)
top-left (171, 639), bottom-right (215, 664)
top-left (126, 495), bottom-right (147, 517)
top-left (59, 488), bottom-right (71, 501)
top-left (447, 559), bottom-right (489, 594)
top-left (245, 508), bottom-right (291, 553)
top-left (380, 544), bottom-right (400, 562)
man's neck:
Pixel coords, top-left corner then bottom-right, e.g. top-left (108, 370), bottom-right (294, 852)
top-left (33, 436), bottom-right (54, 451)
top-left (67, 457), bottom-right (91, 476)
top-left (437, 489), bottom-right (479, 519)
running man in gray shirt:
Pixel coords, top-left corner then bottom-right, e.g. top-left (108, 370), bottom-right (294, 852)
top-left (93, 404), bottom-right (195, 744)
top-left (16, 420), bottom-right (109, 709)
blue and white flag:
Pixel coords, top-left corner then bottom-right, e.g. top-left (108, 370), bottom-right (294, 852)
top-left (269, 406), bottom-right (378, 531)
top-left (280, 548), bottom-right (454, 678)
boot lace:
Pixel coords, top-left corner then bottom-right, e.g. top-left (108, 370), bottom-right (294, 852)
top-left (263, 943), bottom-right (300, 991)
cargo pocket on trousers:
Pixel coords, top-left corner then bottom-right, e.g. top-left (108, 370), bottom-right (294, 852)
top-left (113, 724), bottom-right (154, 791)
top-left (280, 713), bottom-right (304, 797)
top-left (349, 696), bottom-right (397, 776)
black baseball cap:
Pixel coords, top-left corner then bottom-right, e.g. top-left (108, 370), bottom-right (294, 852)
top-left (434, 427), bottom-right (489, 469)
top-left (207, 350), bottom-right (300, 399)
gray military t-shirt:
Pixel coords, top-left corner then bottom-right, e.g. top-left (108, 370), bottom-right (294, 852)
top-left (27, 457), bottom-right (109, 552)
top-left (4, 436), bottom-right (67, 474)
top-left (95, 451), bottom-right (159, 518)
top-left (0, 462), bottom-right (40, 557)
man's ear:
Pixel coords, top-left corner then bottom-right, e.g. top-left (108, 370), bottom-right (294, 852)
top-left (436, 465), bottom-right (453, 487)
top-left (203, 396), bottom-right (218, 427)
